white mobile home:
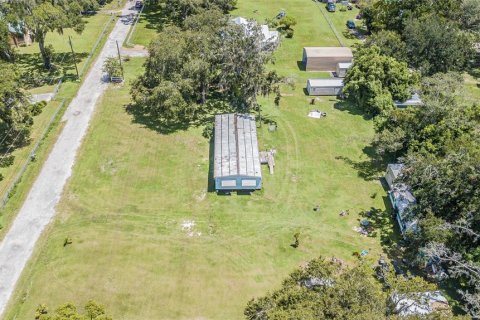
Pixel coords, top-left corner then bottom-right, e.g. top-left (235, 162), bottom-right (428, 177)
top-left (307, 79), bottom-right (344, 96)
top-left (214, 114), bottom-right (262, 191)
top-left (389, 184), bottom-right (417, 235)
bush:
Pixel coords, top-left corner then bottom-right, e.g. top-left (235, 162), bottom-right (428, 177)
top-left (285, 29), bottom-right (294, 38)
top-left (30, 101), bottom-right (46, 116)
top-left (202, 122), bottom-right (214, 139)
top-left (0, 155), bottom-right (15, 168)
top-left (102, 57), bottom-right (123, 78)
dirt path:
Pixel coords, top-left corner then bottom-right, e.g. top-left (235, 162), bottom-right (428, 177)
top-left (0, 2), bottom-right (138, 316)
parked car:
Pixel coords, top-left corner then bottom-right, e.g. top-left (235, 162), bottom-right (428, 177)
top-left (346, 20), bottom-right (356, 29)
top-left (135, 1), bottom-right (143, 9)
top-left (327, 3), bottom-right (336, 12)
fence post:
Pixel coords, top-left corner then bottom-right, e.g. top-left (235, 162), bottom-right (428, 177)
top-left (0, 99), bottom-right (67, 209)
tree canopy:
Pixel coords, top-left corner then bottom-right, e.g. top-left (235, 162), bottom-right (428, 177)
top-left (404, 16), bottom-right (475, 75)
top-left (5, 0), bottom-right (99, 69)
top-left (0, 62), bottom-right (36, 148)
top-left (361, 0), bottom-right (478, 76)
top-left (343, 46), bottom-right (417, 115)
top-left (158, 0), bottom-right (236, 24)
top-left (244, 256), bottom-right (453, 320)
top-left (131, 8), bottom-right (282, 129)
top-left (35, 300), bottom-right (112, 320)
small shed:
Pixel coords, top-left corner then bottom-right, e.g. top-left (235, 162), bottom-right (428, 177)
top-left (336, 62), bottom-right (352, 77)
top-left (385, 163), bottom-right (404, 190)
top-left (389, 184), bottom-right (417, 235)
top-left (214, 114), bottom-right (262, 191)
top-left (307, 79), bottom-right (344, 96)
top-left (394, 93), bottom-right (423, 108)
top-left (302, 47), bottom-right (353, 71)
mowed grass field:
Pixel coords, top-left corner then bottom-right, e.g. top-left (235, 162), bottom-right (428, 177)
top-left (5, 1), bottom-right (390, 319)
top-left (0, 9), bottom-right (120, 238)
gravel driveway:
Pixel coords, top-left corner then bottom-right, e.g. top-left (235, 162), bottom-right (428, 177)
top-left (0, 3), bottom-right (139, 316)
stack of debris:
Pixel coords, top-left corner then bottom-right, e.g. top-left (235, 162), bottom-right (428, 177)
top-left (260, 149), bottom-right (276, 174)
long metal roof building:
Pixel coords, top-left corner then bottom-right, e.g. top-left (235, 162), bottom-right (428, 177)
top-left (302, 47), bottom-right (353, 71)
top-left (214, 114), bottom-right (262, 191)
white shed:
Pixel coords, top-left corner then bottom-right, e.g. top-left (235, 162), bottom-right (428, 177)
top-left (394, 93), bottom-right (423, 108)
top-left (307, 79), bottom-right (344, 96)
top-left (336, 62), bottom-right (352, 78)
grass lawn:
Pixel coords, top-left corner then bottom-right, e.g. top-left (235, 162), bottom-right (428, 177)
top-left (5, 1), bottom-right (391, 319)
top-left (16, 11), bottom-right (116, 94)
top-left (128, 3), bottom-right (163, 46)
top-left (0, 9), bottom-right (119, 237)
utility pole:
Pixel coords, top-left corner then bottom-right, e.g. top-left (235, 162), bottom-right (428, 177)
top-left (115, 40), bottom-right (124, 78)
top-left (68, 36), bottom-right (80, 79)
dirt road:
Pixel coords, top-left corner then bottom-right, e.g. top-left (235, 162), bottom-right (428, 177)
top-left (0, 3), bottom-right (139, 316)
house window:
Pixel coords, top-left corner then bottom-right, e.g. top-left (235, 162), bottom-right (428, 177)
top-left (221, 180), bottom-right (237, 187)
top-left (241, 179), bottom-right (257, 187)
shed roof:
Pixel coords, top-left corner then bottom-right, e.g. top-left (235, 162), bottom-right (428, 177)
top-left (308, 78), bottom-right (344, 87)
top-left (394, 93), bottom-right (423, 107)
top-left (337, 62), bottom-right (353, 69)
top-left (387, 163), bottom-right (404, 180)
top-left (304, 47), bottom-right (353, 58)
top-left (214, 114), bottom-right (262, 179)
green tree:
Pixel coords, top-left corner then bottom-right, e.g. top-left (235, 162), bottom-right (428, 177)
top-left (102, 57), bottom-right (123, 78)
top-left (10, 0), bottom-right (98, 69)
top-left (460, 0), bottom-right (480, 33)
top-left (404, 15), bottom-right (475, 75)
top-left (276, 16), bottom-right (297, 38)
top-left (364, 30), bottom-right (407, 63)
top-left (343, 46), bottom-right (417, 115)
top-left (131, 10), bottom-right (282, 128)
top-left (0, 17), bottom-right (15, 62)
top-left (403, 149), bottom-right (480, 240)
top-left (34, 300), bottom-right (112, 320)
top-left (0, 62), bottom-right (34, 147)
top-left (361, 0), bottom-right (461, 34)
top-left (159, 0), bottom-right (236, 24)
top-left (373, 73), bottom-right (478, 158)
top-left (244, 256), bottom-right (447, 319)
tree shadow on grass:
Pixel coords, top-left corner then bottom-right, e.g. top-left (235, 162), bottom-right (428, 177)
top-left (358, 204), bottom-right (402, 260)
top-left (335, 145), bottom-right (386, 181)
top-left (139, 4), bottom-right (168, 32)
top-left (17, 51), bottom-right (88, 88)
top-left (333, 100), bottom-right (372, 120)
top-left (125, 104), bottom-right (192, 134)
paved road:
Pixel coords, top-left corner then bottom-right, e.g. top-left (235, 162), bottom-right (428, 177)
top-left (0, 3), bottom-right (138, 316)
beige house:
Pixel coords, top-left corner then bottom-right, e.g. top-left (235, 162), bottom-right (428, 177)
top-left (8, 23), bottom-right (33, 47)
top-left (302, 47), bottom-right (353, 71)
